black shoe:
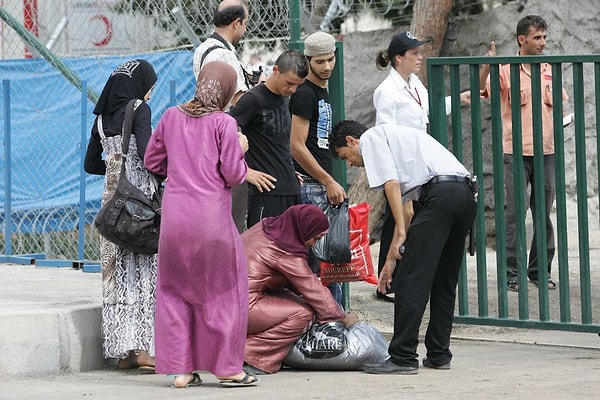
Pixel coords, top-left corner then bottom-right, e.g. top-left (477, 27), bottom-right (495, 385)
top-left (375, 290), bottom-right (395, 303)
top-left (363, 359), bottom-right (418, 375)
top-left (422, 357), bottom-right (451, 370)
top-left (243, 362), bottom-right (267, 375)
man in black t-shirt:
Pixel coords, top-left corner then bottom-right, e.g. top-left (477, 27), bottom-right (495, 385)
top-left (229, 50), bottom-right (309, 228)
top-left (290, 32), bottom-right (346, 303)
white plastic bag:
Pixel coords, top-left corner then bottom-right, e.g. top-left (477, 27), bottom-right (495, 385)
top-left (283, 321), bottom-right (389, 370)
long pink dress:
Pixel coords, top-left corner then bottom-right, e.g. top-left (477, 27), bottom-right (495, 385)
top-left (242, 223), bottom-right (346, 373)
top-left (144, 107), bottom-right (248, 377)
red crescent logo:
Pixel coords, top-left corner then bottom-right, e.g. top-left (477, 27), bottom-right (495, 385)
top-left (91, 15), bottom-right (112, 47)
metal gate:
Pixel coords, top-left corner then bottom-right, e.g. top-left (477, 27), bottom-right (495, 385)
top-left (428, 54), bottom-right (600, 334)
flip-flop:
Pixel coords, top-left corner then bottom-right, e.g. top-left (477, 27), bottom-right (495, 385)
top-left (219, 373), bottom-right (259, 387)
top-left (532, 279), bottom-right (557, 290)
top-left (172, 372), bottom-right (202, 388)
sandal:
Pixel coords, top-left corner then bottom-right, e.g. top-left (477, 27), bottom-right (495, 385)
top-left (219, 373), bottom-right (259, 387)
top-left (172, 372), bottom-right (202, 388)
top-left (507, 280), bottom-right (519, 292)
top-left (532, 279), bottom-right (557, 290)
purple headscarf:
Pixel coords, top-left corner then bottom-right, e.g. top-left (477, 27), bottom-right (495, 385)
top-left (262, 204), bottom-right (329, 259)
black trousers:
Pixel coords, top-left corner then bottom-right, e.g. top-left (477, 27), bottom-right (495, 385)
top-left (378, 197), bottom-right (421, 292)
top-left (231, 184), bottom-right (248, 233)
top-left (246, 194), bottom-right (301, 229)
top-left (388, 180), bottom-right (476, 368)
top-left (504, 154), bottom-right (556, 282)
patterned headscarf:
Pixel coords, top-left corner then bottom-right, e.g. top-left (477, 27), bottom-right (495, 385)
top-left (178, 60), bottom-right (237, 117)
top-left (262, 204), bottom-right (329, 260)
top-left (93, 59), bottom-right (157, 115)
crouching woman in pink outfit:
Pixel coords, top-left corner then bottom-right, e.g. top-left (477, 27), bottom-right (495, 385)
top-left (241, 204), bottom-right (359, 375)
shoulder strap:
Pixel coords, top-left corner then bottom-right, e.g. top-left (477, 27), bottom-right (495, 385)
top-left (200, 44), bottom-right (226, 69)
top-left (96, 116), bottom-right (106, 140)
top-left (121, 99), bottom-right (142, 157)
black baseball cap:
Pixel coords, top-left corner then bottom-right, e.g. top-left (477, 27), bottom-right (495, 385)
top-left (387, 31), bottom-right (431, 58)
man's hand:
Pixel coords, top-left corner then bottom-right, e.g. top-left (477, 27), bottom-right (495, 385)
top-left (325, 180), bottom-right (347, 206)
top-left (246, 168), bottom-right (277, 192)
top-left (485, 41), bottom-right (496, 57)
top-left (460, 91), bottom-right (471, 106)
top-left (377, 260), bottom-right (397, 295)
top-left (479, 41), bottom-right (496, 92)
top-left (295, 171), bottom-right (304, 185)
top-left (390, 224), bottom-right (406, 260)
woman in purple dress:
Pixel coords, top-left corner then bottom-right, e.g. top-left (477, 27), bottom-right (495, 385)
top-left (144, 61), bottom-right (258, 388)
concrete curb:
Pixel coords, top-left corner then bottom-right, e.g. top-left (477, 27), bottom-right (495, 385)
top-left (0, 305), bottom-right (104, 375)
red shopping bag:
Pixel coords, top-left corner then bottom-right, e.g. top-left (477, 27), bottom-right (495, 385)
top-left (320, 202), bottom-right (377, 286)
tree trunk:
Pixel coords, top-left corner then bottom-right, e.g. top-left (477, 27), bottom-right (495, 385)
top-left (410, 0), bottom-right (453, 85)
top-left (348, 169), bottom-right (386, 243)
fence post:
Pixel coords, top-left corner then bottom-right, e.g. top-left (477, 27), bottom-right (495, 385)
top-left (2, 80), bottom-right (11, 256)
top-left (78, 80), bottom-right (87, 260)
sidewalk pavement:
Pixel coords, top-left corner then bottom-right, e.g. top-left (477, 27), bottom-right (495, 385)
top-left (1, 261), bottom-right (599, 400)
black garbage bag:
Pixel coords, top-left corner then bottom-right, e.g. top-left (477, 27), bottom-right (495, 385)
top-left (312, 200), bottom-right (352, 264)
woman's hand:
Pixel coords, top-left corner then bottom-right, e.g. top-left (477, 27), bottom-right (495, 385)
top-left (238, 132), bottom-right (249, 153)
top-left (341, 312), bottom-right (359, 327)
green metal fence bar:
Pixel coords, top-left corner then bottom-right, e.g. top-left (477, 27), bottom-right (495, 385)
top-left (572, 62), bottom-right (593, 324)
top-left (508, 63), bottom-right (531, 319)
top-left (596, 62), bottom-right (600, 232)
top-left (468, 64), bottom-right (489, 318)
top-left (427, 62), bottom-right (449, 145)
top-left (287, 1), bottom-right (350, 310)
top-left (529, 63), bottom-right (551, 320)
top-left (449, 65), bottom-right (463, 160)
top-left (448, 64), bottom-right (469, 315)
top-left (488, 64), bottom-right (509, 318)
top-left (550, 64), bottom-right (571, 323)
top-left (330, 41), bottom-right (350, 310)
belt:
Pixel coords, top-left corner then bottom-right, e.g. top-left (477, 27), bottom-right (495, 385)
top-left (427, 175), bottom-right (470, 185)
top-left (422, 175), bottom-right (470, 192)
top-left (299, 174), bottom-right (320, 184)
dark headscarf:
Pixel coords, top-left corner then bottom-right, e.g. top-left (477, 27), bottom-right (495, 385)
top-left (262, 204), bottom-right (329, 260)
top-left (93, 59), bottom-right (157, 115)
top-left (178, 60), bottom-right (237, 117)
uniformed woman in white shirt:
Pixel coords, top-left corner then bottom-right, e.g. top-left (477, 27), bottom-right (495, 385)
top-left (372, 31), bottom-right (470, 302)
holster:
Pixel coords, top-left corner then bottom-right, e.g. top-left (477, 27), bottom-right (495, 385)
top-left (467, 175), bottom-right (479, 256)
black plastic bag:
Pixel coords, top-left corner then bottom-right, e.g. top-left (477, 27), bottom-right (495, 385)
top-left (312, 200), bottom-right (352, 264)
top-left (297, 321), bottom-right (347, 359)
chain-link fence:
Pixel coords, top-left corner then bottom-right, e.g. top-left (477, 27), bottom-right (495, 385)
top-left (0, 0), bottom-right (509, 262)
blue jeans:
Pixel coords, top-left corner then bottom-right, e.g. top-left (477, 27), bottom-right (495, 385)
top-left (300, 181), bottom-right (342, 305)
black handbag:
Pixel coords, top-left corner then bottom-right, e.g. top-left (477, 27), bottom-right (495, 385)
top-left (94, 99), bottom-right (162, 255)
